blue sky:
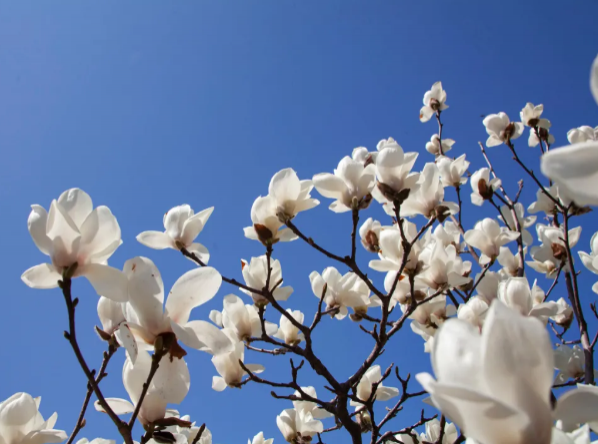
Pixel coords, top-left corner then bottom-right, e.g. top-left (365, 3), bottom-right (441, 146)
top-left (1, 1), bottom-right (598, 443)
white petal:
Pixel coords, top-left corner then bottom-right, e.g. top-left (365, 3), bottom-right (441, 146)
top-left (152, 353), bottom-right (190, 404)
top-left (136, 231), bottom-right (174, 250)
top-left (212, 376), bottom-right (227, 391)
top-left (172, 320), bottom-right (233, 355)
top-left (591, 53), bottom-right (598, 106)
top-left (94, 398), bottom-right (134, 415)
top-left (114, 323), bottom-right (138, 364)
top-left (27, 205), bottom-right (52, 255)
top-left (312, 173), bottom-right (346, 199)
top-left (181, 207), bottom-right (214, 246)
top-left (79, 206), bottom-right (121, 262)
top-left (83, 263), bottom-right (128, 301)
top-left (185, 243), bottom-right (210, 265)
top-left (124, 256), bottom-right (166, 333)
top-left (555, 384), bottom-right (598, 432)
top-left (57, 188), bottom-right (93, 228)
top-left (21, 263), bottom-right (61, 289)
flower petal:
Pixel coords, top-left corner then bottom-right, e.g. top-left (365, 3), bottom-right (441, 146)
top-left (21, 263), bottom-right (61, 289)
top-left (312, 173), bottom-right (346, 199)
top-left (554, 384), bottom-right (598, 432)
top-left (83, 263), bottom-right (128, 301)
top-left (27, 205), bottom-right (52, 255)
top-left (79, 206), bottom-right (121, 263)
top-left (185, 243), bottom-right (210, 265)
top-left (172, 320), bottom-right (233, 355)
top-left (94, 398), bottom-right (134, 415)
top-left (181, 207), bottom-right (214, 246)
top-left (152, 352), bottom-right (190, 404)
top-left (57, 189), bottom-right (93, 228)
top-left (136, 231), bottom-right (174, 250)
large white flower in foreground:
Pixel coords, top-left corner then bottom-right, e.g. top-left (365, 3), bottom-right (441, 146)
top-left (483, 112), bottom-right (524, 147)
top-left (420, 81), bottom-right (448, 122)
top-left (123, 257), bottom-right (232, 358)
top-left (417, 300), bottom-right (598, 444)
top-left (96, 350), bottom-right (190, 425)
top-left (312, 156), bottom-right (376, 212)
top-left (22, 188), bottom-right (127, 301)
top-left (137, 204), bottom-right (213, 263)
top-left (0, 393), bottom-right (67, 444)
top-left (541, 53), bottom-right (598, 206)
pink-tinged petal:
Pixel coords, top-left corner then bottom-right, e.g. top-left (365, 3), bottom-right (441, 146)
top-left (554, 384), bottom-right (598, 432)
top-left (136, 231), bottom-right (174, 250)
top-left (181, 207), bottom-right (214, 246)
top-left (124, 257), bottom-right (166, 334)
top-left (79, 206), bottom-right (121, 263)
top-left (152, 353), bottom-right (190, 404)
top-left (27, 205), bottom-right (52, 255)
top-left (312, 173), bottom-right (346, 199)
top-left (21, 263), bottom-right (61, 289)
top-left (172, 320), bottom-right (233, 355)
top-left (57, 188), bottom-right (93, 228)
top-left (165, 267), bottom-right (222, 324)
top-left (184, 243), bottom-right (210, 264)
top-left (94, 398), bottom-right (134, 415)
top-left (212, 376), bottom-right (227, 391)
top-left (82, 263), bottom-right (128, 301)
top-left (114, 323), bottom-right (138, 364)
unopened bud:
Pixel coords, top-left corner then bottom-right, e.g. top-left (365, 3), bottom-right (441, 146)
top-left (477, 179), bottom-right (494, 201)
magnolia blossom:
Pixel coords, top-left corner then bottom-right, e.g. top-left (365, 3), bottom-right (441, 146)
top-left (96, 296), bottom-right (138, 362)
top-left (359, 217), bottom-right (383, 253)
top-left (309, 267), bottom-right (370, 320)
top-left (406, 294), bottom-right (456, 327)
top-left (96, 350), bottom-right (190, 425)
top-left (400, 163), bottom-right (458, 220)
top-left (209, 294), bottom-right (277, 342)
top-left (248, 432), bottom-right (273, 444)
top-left (417, 242), bottom-right (472, 290)
top-left (22, 188), bottom-right (127, 301)
top-left (123, 257), bottom-right (231, 358)
top-left (244, 195), bottom-right (297, 245)
top-left (211, 340), bottom-right (264, 391)
top-left (417, 300), bottom-right (598, 444)
top-left (0, 393), bottom-right (67, 444)
top-left (457, 296), bottom-right (488, 330)
top-left (470, 168), bottom-right (501, 206)
top-left (266, 168), bottom-right (320, 222)
top-left (541, 54), bottom-right (598, 206)
top-left (578, 232), bottom-right (598, 293)
top-left (352, 146), bottom-right (377, 166)
top-left (292, 387), bottom-right (333, 420)
top-left (350, 365), bottom-right (399, 406)
top-left (373, 143), bottom-right (420, 207)
top-left (551, 298), bottom-right (574, 328)
top-left (567, 126), bottom-right (598, 144)
top-left (276, 408), bottom-right (323, 443)
top-left (554, 345), bottom-right (596, 385)
top-left (498, 277), bottom-right (559, 320)
top-left (437, 154), bottom-right (469, 188)
top-left (473, 270), bottom-right (499, 304)
top-left (527, 224), bottom-right (581, 277)
top-left (464, 218), bottom-right (520, 265)
top-left (520, 103), bottom-right (551, 129)
top-left (136, 205), bottom-right (213, 263)
top-left (155, 412), bottom-right (211, 444)
top-left (274, 309), bottom-right (305, 345)
top-left (426, 134), bottom-right (455, 156)
top-left (528, 185), bottom-right (560, 215)
top-left (483, 112), bottom-right (524, 147)
top-left (529, 128), bottom-right (555, 148)
top-left (420, 81), bottom-right (448, 122)
top-left (312, 156), bottom-right (375, 212)
top-left (497, 246), bottom-right (524, 278)
top-left (241, 255), bottom-right (293, 306)
top-left (420, 418), bottom-right (459, 444)
top-left (433, 221), bottom-right (462, 250)
top-left (498, 203), bottom-right (536, 246)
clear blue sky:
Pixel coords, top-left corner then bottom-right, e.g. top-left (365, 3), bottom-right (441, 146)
top-left (1, 1), bottom-right (598, 443)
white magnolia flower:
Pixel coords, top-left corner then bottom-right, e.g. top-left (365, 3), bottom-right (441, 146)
top-left (22, 188), bottom-right (127, 301)
top-left (401, 163), bottom-right (459, 220)
top-left (470, 168), bottom-right (501, 206)
top-left (417, 300), bottom-right (598, 444)
top-left (527, 224), bottom-right (581, 277)
top-left (420, 418), bottom-right (459, 444)
top-left (155, 412), bottom-right (211, 444)
top-left (96, 350), bottom-right (190, 425)
top-left (473, 271), bottom-right (499, 304)
top-left (276, 408), bottom-right (323, 443)
top-left (529, 128), bottom-right (555, 148)
top-left (309, 267), bottom-right (369, 320)
top-left (410, 319), bottom-right (437, 353)
top-left (498, 277), bottom-right (559, 320)
top-left (497, 246), bottom-right (525, 278)
top-left (406, 294), bottom-right (456, 328)
top-left (578, 232), bottom-right (598, 293)
top-left (211, 340), bottom-right (264, 391)
top-left (567, 126), bottom-right (598, 144)
top-left (457, 296), bottom-right (488, 330)
top-left (312, 156), bottom-right (376, 212)
top-left (464, 218), bottom-right (520, 265)
top-left (437, 154), bottom-right (469, 188)
top-left (373, 143), bottom-right (420, 207)
top-left (359, 217), bottom-right (383, 253)
top-left (96, 296), bottom-right (138, 363)
top-left (244, 195), bottom-right (297, 245)
top-left (241, 255), bottom-right (293, 306)
top-left (352, 146), bottom-right (377, 166)
top-left (292, 387), bottom-right (333, 420)
top-left (123, 257), bottom-right (232, 358)
top-left (541, 54), bottom-right (598, 206)
top-left (350, 365), bottom-right (399, 406)
top-left (0, 393), bottom-right (67, 444)
top-left (433, 221), bottom-right (462, 250)
top-left (248, 432), bottom-right (273, 444)
top-left (417, 242), bottom-right (472, 290)
top-left (136, 205), bottom-right (213, 263)
top-left (499, 203), bottom-right (536, 246)
top-left (420, 82), bottom-right (448, 122)
top-left (554, 345), bottom-right (597, 385)
top-left (520, 103), bottom-right (551, 129)
top-left (483, 112), bottom-right (524, 147)
top-left (267, 168), bottom-right (320, 222)
top-left (274, 309), bottom-right (305, 346)
top-left (212, 294), bottom-right (277, 342)
top-left (551, 297), bottom-right (574, 329)
top-left (426, 134), bottom-right (455, 156)
top-left (528, 185), bottom-right (560, 215)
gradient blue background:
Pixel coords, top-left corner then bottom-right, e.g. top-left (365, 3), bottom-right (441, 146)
top-left (1, 1), bottom-right (598, 443)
